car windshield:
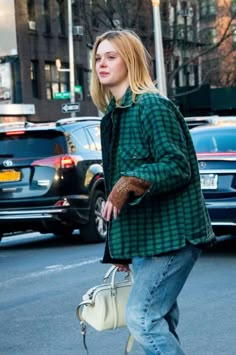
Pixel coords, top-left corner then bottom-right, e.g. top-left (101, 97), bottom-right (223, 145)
top-left (0, 130), bottom-right (67, 158)
top-left (191, 129), bottom-right (236, 153)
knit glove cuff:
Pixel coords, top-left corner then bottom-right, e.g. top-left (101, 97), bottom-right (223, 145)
top-left (108, 176), bottom-right (151, 210)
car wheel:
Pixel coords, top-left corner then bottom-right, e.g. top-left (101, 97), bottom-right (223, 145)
top-left (80, 190), bottom-right (107, 243)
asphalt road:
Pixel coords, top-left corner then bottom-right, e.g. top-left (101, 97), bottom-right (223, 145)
top-left (0, 232), bottom-right (236, 355)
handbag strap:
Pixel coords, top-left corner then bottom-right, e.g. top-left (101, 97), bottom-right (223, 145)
top-left (80, 321), bottom-right (89, 355)
top-left (104, 266), bottom-right (134, 289)
top-left (76, 301), bottom-right (93, 354)
top-left (103, 265), bottom-right (117, 281)
top-left (125, 333), bottom-right (135, 355)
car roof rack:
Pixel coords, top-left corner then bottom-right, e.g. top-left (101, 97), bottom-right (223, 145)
top-left (56, 116), bottom-right (101, 126)
top-left (185, 115), bottom-right (236, 129)
top-left (0, 121), bottom-right (34, 130)
top-left (184, 116), bottom-right (219, 129)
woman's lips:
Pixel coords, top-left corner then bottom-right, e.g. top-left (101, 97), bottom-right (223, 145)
top-left (99, 72), bottom-right (109, 77)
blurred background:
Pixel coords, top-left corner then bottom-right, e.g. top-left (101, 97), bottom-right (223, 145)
top-left (1, 0), bottom-right (236, 122)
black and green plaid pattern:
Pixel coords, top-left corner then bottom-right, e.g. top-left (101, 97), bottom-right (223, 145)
top-left (101, 88), bottom-right (214, 259)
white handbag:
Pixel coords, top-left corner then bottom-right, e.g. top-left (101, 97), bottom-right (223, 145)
top-left (76, 266), bottom-right (134, 354)
top-left (76, 265), bottom-right (134, 331)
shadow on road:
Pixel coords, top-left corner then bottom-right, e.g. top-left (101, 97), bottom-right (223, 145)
top-left (203, 235), bottom-right (236, 257)
top-left (1, 232), bottom-right (235, 255)
top-left (0, 231), bottom-right (87, 250)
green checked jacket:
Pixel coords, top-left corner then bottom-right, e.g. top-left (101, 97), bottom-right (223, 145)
top-left (100, 87), bottom-right (215, 262)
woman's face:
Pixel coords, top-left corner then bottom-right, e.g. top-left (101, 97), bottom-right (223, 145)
top-left (95, 39), bottom-right (129, 95)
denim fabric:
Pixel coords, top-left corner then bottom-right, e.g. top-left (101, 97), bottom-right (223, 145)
top-left (126, 243), bottom-right (201, 355)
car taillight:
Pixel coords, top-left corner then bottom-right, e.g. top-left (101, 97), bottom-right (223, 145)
top-left (32, 155), bottom-right (77, 169)
top-left (54, 198), bottom-right (70, 206)
top-left (6, 131), bottom-right (25, 135)
top-left (61, 156), bottom-right (75, 168)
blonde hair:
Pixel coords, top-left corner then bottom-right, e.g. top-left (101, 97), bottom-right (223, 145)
top-left (90, 29), bottom-right (158, 113)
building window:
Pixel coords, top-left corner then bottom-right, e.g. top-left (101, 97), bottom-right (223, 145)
top-left (174, 57), bottom-right (180, 88)
top-left (232, 25), bottom-right (236, 49)
top-left (41, 0), bottom-right (51, 33)
top-left (45, 62), bottom-right (69, 100)
top-left (202, 57), bottom-right (219, 85)
top-left (208, 0), bottom-right (216, 15)
top-left (56, 0), bottom-right (66, 35)
top-left (200, 0), bottom-right (207, 17)
top-left (200, 0), bottom-right (216, 18)
top-left (27, 0), bottom-right (35, 21)
top-left (30, 61), bottom-right (39, 98)
top-left (232, 25), bottom-right (236, 42)
top-left (200, 27), bottom-right (217, 45)
top-left (210, 28), bottom-right (217, 44)
top-left (231, 0), bottom-right (236, 14)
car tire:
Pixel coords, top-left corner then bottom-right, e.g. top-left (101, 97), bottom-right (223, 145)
top-left (80, 190), bottom-right (107, 243)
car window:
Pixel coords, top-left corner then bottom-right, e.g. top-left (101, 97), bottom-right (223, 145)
top-left (215, 134), bottom-right (236, 152)
top-left (85, 125), bottom-right (101, 151)
top-left (191, 130), bottom-right (236, 153)
top-left (0, 130), bottom-right (68, 158)
top-left (63, 131), bottom-right (79, 153)
top-left (70, 126), bottom-right (90, 150)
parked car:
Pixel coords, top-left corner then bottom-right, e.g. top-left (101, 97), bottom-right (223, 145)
top-left (190, 123), bottom-right (236, 237)
top-left (185, 115), bottom-right (236, 129)
top-left (0, 117), bottom-right (107, 243)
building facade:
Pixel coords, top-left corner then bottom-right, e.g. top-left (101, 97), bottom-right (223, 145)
top-left (0, 0), bottom-right (235, 122)
top-left (0, 0), bottom-right (97, 123)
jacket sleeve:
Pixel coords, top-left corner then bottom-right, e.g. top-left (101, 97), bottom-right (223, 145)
top-left (122, 96), bottom-right (193, 196)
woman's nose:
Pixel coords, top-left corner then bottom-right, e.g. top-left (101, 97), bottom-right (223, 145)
top-left (100, 57), bottom-right (107, 67)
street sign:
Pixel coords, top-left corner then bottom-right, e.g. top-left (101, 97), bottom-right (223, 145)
top-left (53, 86), bottom-right (83, 100)
top-left (54, 92), bottom-right (70, 100)
top-left (61, 103), bottom-right (80, 113)
top-left (75, 85), bottom-right (82, 94)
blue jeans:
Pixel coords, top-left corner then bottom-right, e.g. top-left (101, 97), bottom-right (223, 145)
top-left (126, 243), bottom-right (201, 355)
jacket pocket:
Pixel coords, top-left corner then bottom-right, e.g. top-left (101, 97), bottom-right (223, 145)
top-left (119, 145), bottom-right (150, 172)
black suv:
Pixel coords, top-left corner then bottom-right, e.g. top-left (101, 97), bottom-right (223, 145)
top-left (0, 117), bottom-right (107, 243)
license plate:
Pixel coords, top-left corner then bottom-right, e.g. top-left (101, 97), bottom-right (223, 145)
top-left (0, 170), bottom-right (21, 182)
top-left (200, 174), bottom-right (218, 190)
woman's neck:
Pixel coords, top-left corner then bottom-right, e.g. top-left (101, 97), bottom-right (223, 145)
top-left (110, 82), bottom-right (129, 104)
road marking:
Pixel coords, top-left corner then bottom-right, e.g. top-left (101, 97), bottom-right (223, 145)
top-left (45, 265), bottom-right (64, 269)
top-left (0, 257), bottom-right (101, 288)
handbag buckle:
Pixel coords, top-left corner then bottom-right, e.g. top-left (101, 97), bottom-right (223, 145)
top-left (111, 287), bottom-right (116, 296)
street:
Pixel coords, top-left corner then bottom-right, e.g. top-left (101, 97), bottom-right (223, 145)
top-left (0, 232), bottom-right (236, 355)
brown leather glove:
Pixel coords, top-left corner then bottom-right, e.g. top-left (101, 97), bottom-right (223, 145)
top-left (108, 176), bottom-right (151, 210)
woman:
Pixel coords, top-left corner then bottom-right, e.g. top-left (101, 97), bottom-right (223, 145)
top-left (90, 29), bottom-right (215, 355)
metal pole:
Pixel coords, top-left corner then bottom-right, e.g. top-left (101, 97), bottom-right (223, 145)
top-left (151, 0), bottom-right (167, 97)
top-left (67, 0), bottom-right (76, 116)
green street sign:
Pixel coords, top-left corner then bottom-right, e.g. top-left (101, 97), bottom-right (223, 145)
top-left (53, 92), bottom-right (70, 100)
top-left (75, 85), bottom-right (82, 94)
top-left (53, 86), bottom-right (83, 100)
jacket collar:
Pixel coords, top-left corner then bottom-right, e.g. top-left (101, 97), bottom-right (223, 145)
top-left (105, 87), bottom-right (134, 115)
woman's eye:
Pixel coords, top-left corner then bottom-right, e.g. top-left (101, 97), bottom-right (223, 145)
top-left (95, 57), bottom-right (101, 62)
top-left (108, 55), bottom-right (116, 60)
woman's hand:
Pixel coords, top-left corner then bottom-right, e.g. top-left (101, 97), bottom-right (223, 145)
top-left (114, 263), bottom-right (130, 272)
top-left (105, 176), bottom-right (151, 216)
top-left (102, 200), bottom-right (120, 221)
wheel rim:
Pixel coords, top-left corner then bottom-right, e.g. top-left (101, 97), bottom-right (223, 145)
top-left (95, 196), bottom-right (107, 240)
